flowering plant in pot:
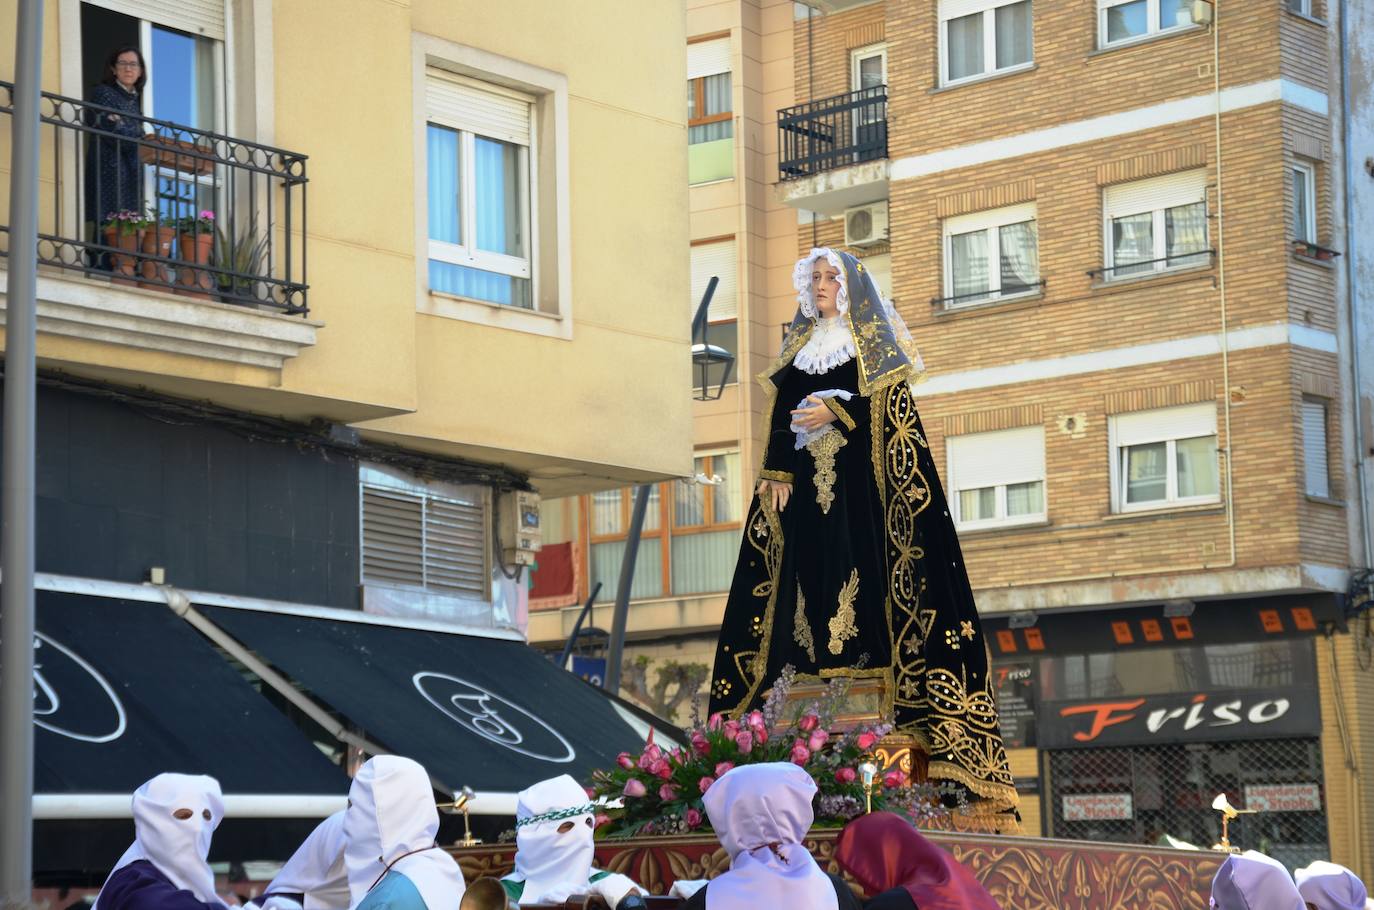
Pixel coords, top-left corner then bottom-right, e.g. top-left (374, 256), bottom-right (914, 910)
top-left (589, 666), bottom-right (960, 838)
top-left (175, 210), bottom-right (216, 297)
top-left (100, 210), bottom-right (147, 283)
top-left (140, 214), bottom-right (178, 287)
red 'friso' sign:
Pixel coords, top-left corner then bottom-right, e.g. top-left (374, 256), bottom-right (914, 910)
top-left (1039, 688), bottom-right (1321, 749)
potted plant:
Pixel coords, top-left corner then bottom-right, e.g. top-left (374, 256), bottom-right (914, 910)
top-left (213, 222), bottom-right (272, 306)
top-left (100, 210), bottom-right (145, 285)
top-left (175, 210), bottom-right (216, 299)
top-left (140, 213), bottom-right (178, 288)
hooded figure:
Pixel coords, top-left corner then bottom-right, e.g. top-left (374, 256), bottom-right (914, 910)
top-left (343, 756), bottom-right (466, 910)
top-left (500, 775), bottom-right (639, 907)
top-left (1295, 861), bottom-right (1369, 910)
top-left (1210, 851), bottom-right (1305, 910)
top-left (708, 247), bottom-right (1017, 823)
top-left (93, 773), bottom-right (226, 910)
top-left (685, 763), bottom-right (859, 910)
top-left (834, 811), bottom-right (998, 910)
top-left (250, 811), bottom-right (350, 910)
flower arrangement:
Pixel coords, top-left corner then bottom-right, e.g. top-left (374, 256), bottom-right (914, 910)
top-left (590, 666), bottom-right (961, 838)
top-left (101, 210), bottom-right (147, 235)
top-left (176, 210), bottom-right (216, 235)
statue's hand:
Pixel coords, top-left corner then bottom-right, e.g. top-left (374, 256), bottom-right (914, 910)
top-left (757, 478), bottom-right (793, 512)
top-left (790, 395), bottom-right (838, 431)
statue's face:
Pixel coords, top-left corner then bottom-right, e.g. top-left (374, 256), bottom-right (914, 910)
top-left (812, 263), bottom-right (841, 318)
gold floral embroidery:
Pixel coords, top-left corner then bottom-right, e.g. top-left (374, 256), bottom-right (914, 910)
top-left (793, 585), bottom-right (816, 662)
top-left (827, 569), bottom-right (860, 655)
top-left (806, 429), bottom-right (847, 514)
top-left (759, 469), bottom-right (795, 484)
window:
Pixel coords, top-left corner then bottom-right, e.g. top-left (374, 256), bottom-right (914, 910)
top-left (1098, 0), bottom-right (1198, 46)
top-left (687, 37), bottom-right (733, 184)
top-left (360, 465), bottom-right (490, 601)
top-left (425, 71), bottom-right (533, 309)
top-left (947, 426), bottom-right (1046, 529)
top-left (851, 44), bottom-right (888, 149)
top-left (1302, 397), bottom-right (1331, 498)
top-left (691, 238), bottom-right (739, 389)
top-left (672, 452), bottom-right (743, 595)
top-left (1109, 403), bottom-right (1219, 512)
top-left (943, 203), bottom-right (1039, 307)
top-left (940, 0), bottom-right (1033, 85)
top-left (1287, 0), bottom-right (1313, 14)
top-left (852, 44), bottom-right (887, 91)
top-left (1291, 161), bottom-right (1317, 243)
top-left (589, 486), bottom-right (665, 602)
top-left (1103, 170), bottom-right (1209, 279)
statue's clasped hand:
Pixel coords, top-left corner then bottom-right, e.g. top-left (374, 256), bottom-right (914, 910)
top-left (790, 395), bottom-right (837, 432)
top-left (757, 478), bottom-right (792, 513)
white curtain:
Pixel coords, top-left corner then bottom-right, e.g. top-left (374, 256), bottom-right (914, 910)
top-left (994, 1), bottom-right (1033, 69)
top-left (689, 73), bottom-right (733, 144)
top-left (946, 12), bottom-right (985, 80)
top-left (951, 229), bottom-right (990, 298)
top-left (1165, 202), bottom-right (1208, 266)
top-left (998, 220), bottom-right (1039, 291)
top-left (1112, 213), bottom-right (1154, 274)
top-left (1124, 442), bottom-right (1168, 503)
top-left (1175, 436), bottom-right (1218, 498)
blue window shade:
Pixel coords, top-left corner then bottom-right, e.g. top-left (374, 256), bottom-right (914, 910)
top-left (474, 137), bottom-right (524, 257)
top-left (427, 125), bottom-right (460, 245)
top-left (429, 261), bottom-right (527, 307)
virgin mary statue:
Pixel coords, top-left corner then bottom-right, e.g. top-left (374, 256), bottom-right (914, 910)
top-left (708, 248), bottom-right (1018, 817)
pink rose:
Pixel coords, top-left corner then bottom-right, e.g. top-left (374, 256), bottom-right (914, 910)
top-left (835, 767), bottom-right (857, 785)
top-left (790, 740), bottom-right (811, 765)
top-left (808, 729), bottom-right (829, 752)
top-left (707, 712), bottom-right (724, 731)
top-left (746, 710), bottom-right (766, 732)
top-left (623, 778), bottom-right (647, 798)
top-left (722, 720), bottom-right (741, 739)
top-left (698, 776), bottom-right (715, 794)
top-left (714, 761), bottom-right (735, 778)
top-left (659, 783), bottom-right (679, 802)
top-left (735, 730), bottom-right (755, 753)
top-left (686, 808), bottom-right (703, 829)
top-left (797, 712), bottom-right (820, 733)
top-left (652, 760), bottom-right (673, 780)
top-left (617, 752), bottom-right (635, 770)
top-left (584, 786), bottom-right (597, 799)
top-left (691, 732), bottom-right (711, 756)
top-left (883, 770), bottom-right (907, 790)
top-left (594, 813), bottom-right (611, 829)
top-left (856, 731), bottom-right (879, 751)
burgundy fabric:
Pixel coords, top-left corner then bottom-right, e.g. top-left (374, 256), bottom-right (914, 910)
top-left (835, 813), bottom-right (1000, 910)
top-left (529, 542), bottom-right (575, 600)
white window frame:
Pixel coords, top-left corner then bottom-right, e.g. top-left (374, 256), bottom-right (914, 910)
top-left (947, 426), bottom-right (1047, 530)
top-left (1108, 403), bottom-right (1221, 513)
top-left (1302, 396), bottom-right (1331, 498)
top-left (850, 42), bottom-right (887, 91)
top-left (425, 72), bottom-right (535, 306)
top-left (412, 34), bottom-right (573, 339)
top-left (1291, 160), bottom-right (1317, 243)
top-left (1097, 0), bottom-right (1197, 49)
top-left (939, 0), bottom-right (1034, 88)
top-left (1287, 0), bottom-right (1313, 15)
top-left (1102, 171), bottom-right (1209, 280)
top-left (942, 202), bottom-right (1039, 307)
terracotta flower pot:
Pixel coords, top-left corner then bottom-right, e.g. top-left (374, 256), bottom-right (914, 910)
top-left (102, 225), bottom-right (142, 286)
top-left (139, 225), bottom-right (177, 288)
top-left (176, 232), bottom-right (215, 299)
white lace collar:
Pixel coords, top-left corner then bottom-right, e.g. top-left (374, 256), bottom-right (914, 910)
top-left (793, 316), bottom-right (856, 375)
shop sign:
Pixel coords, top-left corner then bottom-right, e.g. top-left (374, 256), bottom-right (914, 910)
top-left (993, 662), bottom-right (1037, 748)
top-left (1062, 792), bottom-right (1133, 821)
top-left (1040, 686), bottom-right (1321, 749)
top-left (1243, 783), bottom-right (1322, 812)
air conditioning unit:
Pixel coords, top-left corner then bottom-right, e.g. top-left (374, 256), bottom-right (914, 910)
top-left (844, 202), bottom-right (888, 248)
top-left (498, 490), bottom-right (542, 566)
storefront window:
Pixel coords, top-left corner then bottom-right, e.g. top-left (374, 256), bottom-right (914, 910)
top-left (1034, 639), bottom-right (1316, 700)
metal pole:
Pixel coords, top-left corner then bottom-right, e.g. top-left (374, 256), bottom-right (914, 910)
top-left (1, 0), bottom-right (44, 901)
top-left (556, 581), bottom-right (603, 670)
top-left (604, 485), bottom-right (651, 695)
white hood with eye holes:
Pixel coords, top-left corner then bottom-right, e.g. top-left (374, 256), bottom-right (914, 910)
top-left (506, 775), bottom-right (598, 905)
top-left (94, 773), bottom-right (225, 909)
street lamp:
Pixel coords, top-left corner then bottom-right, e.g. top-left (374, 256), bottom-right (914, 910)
top-left (691, 276), bottom-right (735, 401)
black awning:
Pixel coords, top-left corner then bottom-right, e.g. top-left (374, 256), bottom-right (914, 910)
top-left (200, 606), bottom-right (667, 794)
top-left (34, 590), bottom-right (349, 797)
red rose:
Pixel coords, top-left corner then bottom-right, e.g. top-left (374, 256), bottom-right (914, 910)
top-left (883, 770), bottom-right (907, 789)
top-left (686, 808), bottom-right (703, 829)
top-left (856, 731), bottom-right (879, 750)
top-left (652, 760), bottom-right (673, 780)
top-left (691, 732), bottom-right (712, 756)
top-left (835, 767), bottom-right (857, 784)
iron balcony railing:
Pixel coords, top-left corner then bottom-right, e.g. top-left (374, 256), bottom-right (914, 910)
top-left (777, 85), bottom-right (887, 180)
top-left (0, 81), bottom-right (309, 314)
top-left (1087, 249), bottom-right (1216, 283)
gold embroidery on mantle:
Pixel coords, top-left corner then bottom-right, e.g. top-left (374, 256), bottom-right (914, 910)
top-left (827, 569), bottom-right (860, 655)
top-left (806, 429), bottom-right (847, 514)
top-left (794, 584), bottom-right (816, 663)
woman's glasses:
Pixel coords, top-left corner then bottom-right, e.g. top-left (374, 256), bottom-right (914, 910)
top-left (114, 61), bottom-right (141, 70)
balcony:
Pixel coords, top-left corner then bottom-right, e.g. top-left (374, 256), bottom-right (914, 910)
top-left (0, 82), bottom-right (317, 370)
top-left (776, 86), bottom-right (888, 217)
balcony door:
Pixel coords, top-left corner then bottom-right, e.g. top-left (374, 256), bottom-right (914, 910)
top-left (849, 44), bottom-right (886, 162)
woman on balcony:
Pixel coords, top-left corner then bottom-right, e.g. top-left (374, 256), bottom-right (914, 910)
top-left (85, 46), bottom-right (146, 258)
top-left (707, 248), bottom-right (1018, 827)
